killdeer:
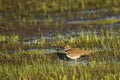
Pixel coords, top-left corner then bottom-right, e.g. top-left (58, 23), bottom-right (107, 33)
top-left (64, 45), bottom-right (91, 64)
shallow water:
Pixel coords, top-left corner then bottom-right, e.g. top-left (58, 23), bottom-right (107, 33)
top-left (65, 15), bottom-right (120, 24)
top-left (64, 56), bottom-right (120, 66)
top-left (21, 30), bottom-right (119, 45)
top-left (29, 8), bottom-right (120, 25)
top-left (1, 8), bottom-right (120, 66)
top-left (32, 9), bottom-right (120, 24)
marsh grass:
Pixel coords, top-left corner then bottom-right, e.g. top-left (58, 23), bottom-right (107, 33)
top-left (0, 35), bottom-right (19, 44)
top-left (0, 27), bottom-right (120, 79)
top-left (0, 28), bottom-right (120, 55)
top-left (1, 0), bottom-right (120, 79)
top-left (2, 0), bottom-right (120, 25)
top-left (0, 52), bottom-right (120, 80)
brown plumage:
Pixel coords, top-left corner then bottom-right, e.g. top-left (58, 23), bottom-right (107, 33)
top-left (64, 45), bottom-right (91, 61)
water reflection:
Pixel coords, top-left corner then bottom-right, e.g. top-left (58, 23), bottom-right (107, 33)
top-left (65, 16), bottom-right (120, 24)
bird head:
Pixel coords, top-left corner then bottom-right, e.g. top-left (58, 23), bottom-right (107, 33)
top-left (64, 45), bottom-right (71, 52)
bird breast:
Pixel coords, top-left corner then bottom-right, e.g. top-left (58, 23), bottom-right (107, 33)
top-left (66, 48), bottom-right (90, 56)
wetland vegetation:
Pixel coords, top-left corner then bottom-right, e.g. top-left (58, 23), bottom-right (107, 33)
top-left (0, 0), bottom-right (120, 80)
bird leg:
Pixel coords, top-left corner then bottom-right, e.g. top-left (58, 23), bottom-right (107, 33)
top-left (75, 59), bottom-right (78, 65)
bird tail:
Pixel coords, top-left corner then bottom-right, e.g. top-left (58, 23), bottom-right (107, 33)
top-left (83, 50), bottom-right (91, 55)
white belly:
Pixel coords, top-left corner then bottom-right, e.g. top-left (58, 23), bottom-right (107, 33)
top-left (66, 55), bottom-right (80, 59)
